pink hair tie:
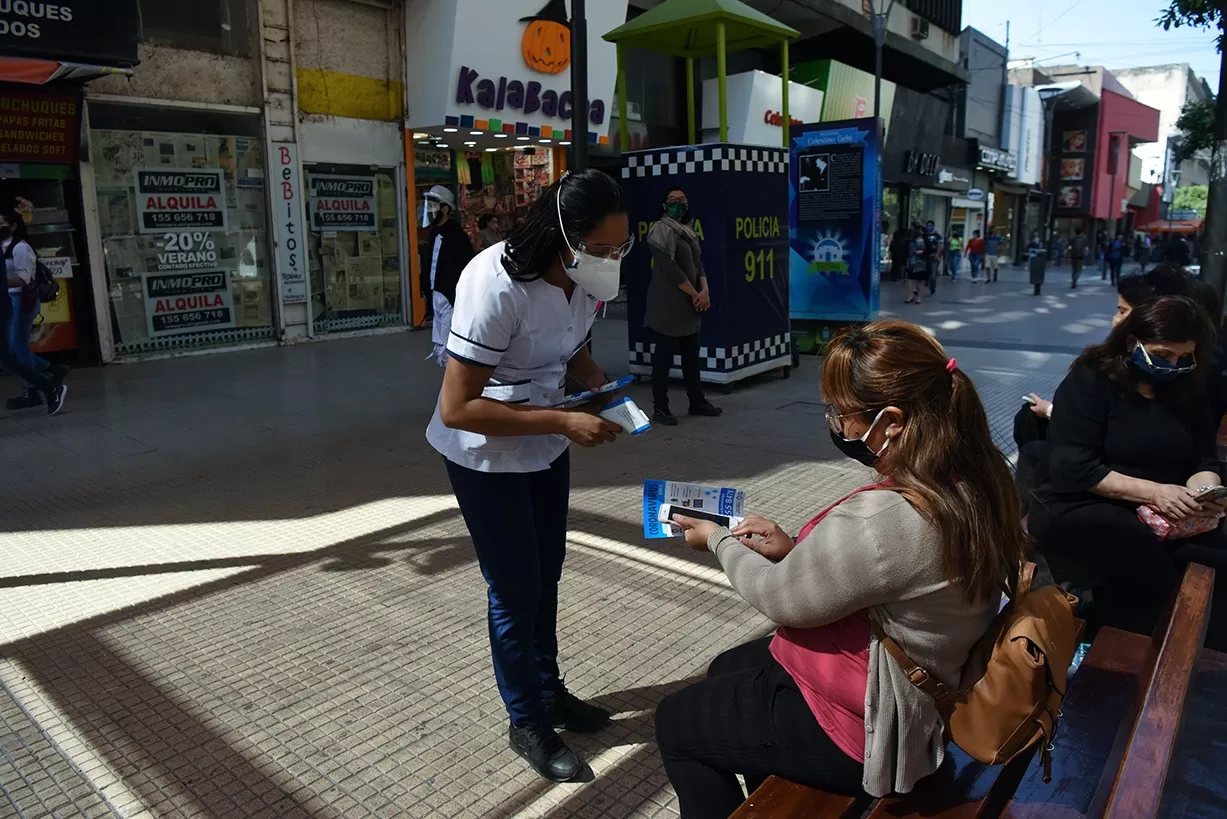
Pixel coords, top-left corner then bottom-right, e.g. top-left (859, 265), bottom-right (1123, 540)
top-left (945, 358), bottom-right (957, 373)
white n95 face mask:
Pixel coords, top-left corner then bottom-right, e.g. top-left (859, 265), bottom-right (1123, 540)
top-left (556, 188), bottom-right (622, 301)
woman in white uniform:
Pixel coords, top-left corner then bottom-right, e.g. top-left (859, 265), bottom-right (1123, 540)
top-left (427, 169), bottom-right (632, 782)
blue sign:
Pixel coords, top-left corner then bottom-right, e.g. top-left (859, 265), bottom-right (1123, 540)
top-left (788, 119), bottom-right (883, 322)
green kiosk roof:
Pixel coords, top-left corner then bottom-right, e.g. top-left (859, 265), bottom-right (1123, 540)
top-left (603, 0), bottom-right (799, 57)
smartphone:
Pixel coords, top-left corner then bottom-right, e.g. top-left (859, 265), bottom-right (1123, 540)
top-left (1194, 486), bottom-right (1227, 504)
top-left (658, 504), bottom-right (743, 530)
top-left (1022, 395), bottom-right (1038, 406)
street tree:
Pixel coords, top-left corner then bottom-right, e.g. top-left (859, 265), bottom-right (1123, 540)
top-left (1174, 185), bottom-right (1209, 216)
top-left (1158, 0), bottom-right (1225, 292)
top-left (1175, 96), bottom-right (1215, 158)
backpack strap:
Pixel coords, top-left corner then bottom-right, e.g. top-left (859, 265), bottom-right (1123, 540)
top-left (870, 620), bottom-right (953, 708)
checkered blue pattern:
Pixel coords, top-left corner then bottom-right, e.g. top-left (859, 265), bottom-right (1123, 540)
top-left (621, 146), bottom-right (789, 179)
top-left (629, 334), bottom-right (791, 373)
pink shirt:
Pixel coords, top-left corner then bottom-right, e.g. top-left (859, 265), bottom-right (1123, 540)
top-left (771, 615), bottom-right (870, 761)
top-left (768, 484), bottom-right (883, 762)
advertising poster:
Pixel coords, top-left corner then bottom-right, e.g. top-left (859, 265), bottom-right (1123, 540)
top-left (1062, 131), bottom-right (1087, 153)
top-left (789, 118), bottom-right (882, 322)
top-left (134, 168), bottom-right (228, 234)
top-left (273, 144), bottom-right (308, 303)
top-left (0, 87), bottom-right (79, 164)
top-left (308, 173), bottom-right (378, 231)
top-left (1060, 158), bottom-right (1085, 180)
top-left (1059, 186), bottom-right (1082, 209)
top-left (143, 269), bottom-right (236, 337)
top-left (791, 60), bottom-right (896, 140)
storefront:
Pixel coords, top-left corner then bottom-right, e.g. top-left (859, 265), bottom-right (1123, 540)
top-left (402, 0), bottom-right (629, 323)
top-left (0, 0), bottom-right (141, 365)
top-left (89, 103), bottom-right (275, 357)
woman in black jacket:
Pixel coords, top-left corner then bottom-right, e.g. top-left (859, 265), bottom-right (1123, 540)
top-left (1029, 296), bottom-right (1227, 649)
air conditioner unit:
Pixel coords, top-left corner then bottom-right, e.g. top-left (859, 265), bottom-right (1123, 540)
top-left (911, 17), bottom-right (930, 40)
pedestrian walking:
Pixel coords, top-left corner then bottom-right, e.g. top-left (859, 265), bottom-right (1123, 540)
top-left (1098, 233), bottom-right (1109, 278)
top-left (889, 227), bottom-right (910, 282)
top-left (2, 209), bottom-right (66, 415)
top-left (426, 169), bottom-right (632, 783)
top-left (984, 229), bottom-right (1002, 283)
top-left (946, 231), bottom-right (963, 280)
top-left (1107, 232), bottom-right (1126, 285)
top-left (904, 227), bottom-right (928, 304)
top-left (1069, 227), bottom-right (1088, 289)
top-left (1052, 233), bottom-right (1066, 267)
top-left (423, 185), bottom-right (475, 367)
top-left (1028, 233), bottom-right (1047, 296)
top-left (966, 230), bottom-right (984, 281)
top-left (645, 186), bottom-right (722, 426)
top-left (923, 220), bottom-right (942, 296)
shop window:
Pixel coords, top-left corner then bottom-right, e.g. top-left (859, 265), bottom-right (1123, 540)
top-left (305, 165), bottom-right (404, 333)
top-left (139, 0), bottom-right (252, 57)
top-left (90, 108), bottom-right (273, 357)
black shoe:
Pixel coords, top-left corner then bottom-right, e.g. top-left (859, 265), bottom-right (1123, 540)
top-left (45, 383), bottom-right (67, 416)
top-left (509, 723), bottom-right (583, 782)
top-left (653, 409), bottom-right (679, 427)
top-left (6, 387), bottom-right (41, 410)
top-left (689, 401), bottom-right (723, 418)
top-left (545, 687), bottom-right (611, 733)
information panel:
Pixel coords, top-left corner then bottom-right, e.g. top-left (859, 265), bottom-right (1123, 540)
top-left (788, 118), bottom-right (882, 322)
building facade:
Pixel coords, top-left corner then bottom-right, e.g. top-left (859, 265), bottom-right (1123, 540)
top-left (1113, 63), bottom-right (1214, 209)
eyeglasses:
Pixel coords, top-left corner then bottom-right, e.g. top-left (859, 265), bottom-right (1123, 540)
top-left (577, 235), bottom-right (636, 261)
top-left (824, 405), bottom-right (882, 436)
top-left (1137, 345), bottom-right (1197, 373)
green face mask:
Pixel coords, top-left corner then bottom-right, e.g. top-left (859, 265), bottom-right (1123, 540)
top-left (666, 202), bottom-right (689, 221)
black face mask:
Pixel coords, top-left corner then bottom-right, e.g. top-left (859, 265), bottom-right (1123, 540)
top-left (828, 411), bottom-right (889, 467)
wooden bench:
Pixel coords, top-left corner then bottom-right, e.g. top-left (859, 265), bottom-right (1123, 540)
top-left (732, 563), bottom-right (1217, 819)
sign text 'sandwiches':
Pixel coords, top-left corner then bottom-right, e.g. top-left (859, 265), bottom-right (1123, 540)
top-left (134, 167), bottom-right (229, 234)
top-left (143, 269), bottom-right (236, 337)
top-left (0, 88), bottom-right (78, 163)
top-left (307, 173), bottom-right (378, 232)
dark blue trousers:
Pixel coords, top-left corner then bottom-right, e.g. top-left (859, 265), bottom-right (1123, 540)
top-left (445, 450), bottom-right (570, 727)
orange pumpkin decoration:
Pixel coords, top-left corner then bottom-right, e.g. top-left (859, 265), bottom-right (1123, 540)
top-left (520, 0), bottom-right (571, 75)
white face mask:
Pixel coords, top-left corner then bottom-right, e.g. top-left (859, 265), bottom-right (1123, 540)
top-left (556, 189), bottom-right (622, 301)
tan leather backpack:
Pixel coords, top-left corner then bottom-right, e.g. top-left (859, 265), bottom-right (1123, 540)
top-left (874, 563), bottom-right (1080, 780)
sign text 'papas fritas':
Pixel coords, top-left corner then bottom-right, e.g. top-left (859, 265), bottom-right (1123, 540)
top-left (134, 168), bottom-right (228, 234)
top-left (142, 269), bottom-right (236, 337)
top-left (307, 173), bottom-right (377, 231)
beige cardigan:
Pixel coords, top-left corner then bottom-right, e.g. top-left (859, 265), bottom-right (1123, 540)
top-left (707, 489), bottom-right (997, 797)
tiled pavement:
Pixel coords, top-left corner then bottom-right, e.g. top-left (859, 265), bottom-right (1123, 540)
top-left (0, 275), bottom-right (1117, 818)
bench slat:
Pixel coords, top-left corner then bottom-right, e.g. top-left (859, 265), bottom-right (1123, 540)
top-left (1002, 627), bottom-right (1150, 818)
top-left (730, 779), bottom-right (867, 819)
top-left (1095, 563), bottom-right (1214, 819)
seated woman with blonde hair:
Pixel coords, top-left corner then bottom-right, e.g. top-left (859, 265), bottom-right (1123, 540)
top-left (655, 320), bottom-right (1027, 819)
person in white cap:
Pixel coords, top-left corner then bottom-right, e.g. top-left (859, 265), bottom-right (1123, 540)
top-left (423, 185), bottom-right (474, 366)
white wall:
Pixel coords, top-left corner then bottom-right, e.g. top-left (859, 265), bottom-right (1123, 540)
top-left (700, 70), bottom-right (824, 147)
top-left (300, 117), bottom-right (404, 166)
top-left (1115, 65), bottom-right (1212, 188)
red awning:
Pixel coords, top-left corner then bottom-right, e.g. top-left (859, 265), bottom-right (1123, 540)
top-left (0, 57), bottom-right (132, 86)
top-left (1139, 218), bottom-right (1203, 234)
